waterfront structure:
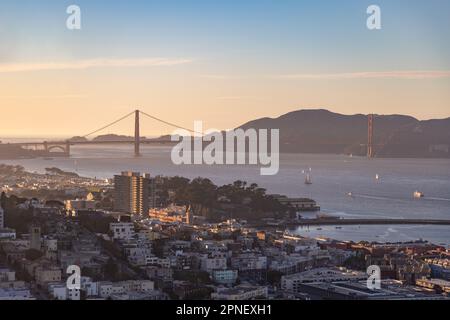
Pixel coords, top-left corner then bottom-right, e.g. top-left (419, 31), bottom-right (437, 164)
top-left (272, 195), bottom-right (320, 212)
top-left (114, 172), bottom-right (150, 215)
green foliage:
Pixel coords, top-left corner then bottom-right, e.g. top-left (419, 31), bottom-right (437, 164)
top-left (25, 249), bottom-right (44, 261)
top-left (2, 206), bottom-right (34, 234)
top-left (174, 270), bottom-right (212, 285)
top-left (266, 270), bottom-right (283, 286)
top-left (156, 176), bottom-right (288, 221)
top-left (102, 258), bottom-right (120, 280)
top-left (0, 164), bottom-right (25, 175)
top-left (45, 167), bottom-right (79, 178)
top-left (78, 213), bottom-right (115, 234)
top-left (343, 252), bottom-right (367, 271)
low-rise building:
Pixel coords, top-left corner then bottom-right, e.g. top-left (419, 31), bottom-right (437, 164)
top-left (48, 283), bottom-right (81, 301)
top-left (0, 205), bottom-right (4, 229)
top-left (211, 285), bottom-right (268, 300)
top-left (110, 222), bottom-right (135, 240)
top-left (65, 199), bottom-right (96, 212)
top-left (0, 287), bottom-right (34, 300)
top-left (281, 268), bottom-right (367, 293)
top-left (35, 266), bottom-right (62, 286)
top-left (416, 278), bottom-right (450, 294)
top-left (212, 270), bottom-right (238, 286)
top-left (0, 228), bottom-right (16, 240)
top-left (200, 256), bottom-right (228, 273)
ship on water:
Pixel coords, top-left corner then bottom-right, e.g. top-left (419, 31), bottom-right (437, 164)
top-left (305, 173), bottom-right (313, 185)
top-left (414, 191), bottom-right (425, 199)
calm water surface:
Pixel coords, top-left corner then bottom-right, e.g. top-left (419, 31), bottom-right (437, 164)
top-left (2, 145), bottom-right (449, 246)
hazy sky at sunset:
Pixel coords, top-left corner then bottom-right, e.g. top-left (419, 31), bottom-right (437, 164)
top-left (1, 0), bottom-right (449, 137)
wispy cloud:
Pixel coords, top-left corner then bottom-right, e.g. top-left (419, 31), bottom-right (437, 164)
top-left (199, 74), bottom-right (246, 80)
top-left (216, 96), bottom-right (263, 101)
top-left (0, 58), bottom-right (193, 73)
top-left (0, 94), bottom-right (87, 99)
top-left (274, 71), bottom-right (450, 80)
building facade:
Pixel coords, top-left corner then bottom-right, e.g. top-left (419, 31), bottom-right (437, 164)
top-left (114, 172), bottom-right (151, 215)
top-left (0, 205), bottom-right (4, 229)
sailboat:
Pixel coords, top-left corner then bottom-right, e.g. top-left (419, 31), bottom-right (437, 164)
top-left (305, 173), bottom-right (313, 185)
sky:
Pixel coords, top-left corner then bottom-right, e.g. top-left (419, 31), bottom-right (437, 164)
top-left (0, 0), bottom-right (449, 137)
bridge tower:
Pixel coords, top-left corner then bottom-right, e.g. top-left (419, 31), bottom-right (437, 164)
top-left (65, 141), bottom-right (71, 156)
top-left (135, 109), bottom-right (141, 157)
top-left (367, 114), bottom-right (374, 158)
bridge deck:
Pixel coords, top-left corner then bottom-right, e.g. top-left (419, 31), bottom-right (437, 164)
top-left (5, 140), bottom-right (176, 146)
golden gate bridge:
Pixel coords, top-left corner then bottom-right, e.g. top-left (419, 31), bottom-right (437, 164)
top-left (4, 110), bottom-right (378, 158)
top-left (5, 110), bottom-right (193, 158)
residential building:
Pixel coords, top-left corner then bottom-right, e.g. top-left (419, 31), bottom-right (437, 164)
top-left (200, 255), bottom-right (228, 273)
top-left (110, 222), bottom-right (135, 240)
top-left (114, 172), bottom-right (150, 215)
top-left (48, 283), bottom-right (81, 301)
top-left (0, 205), bottom-right (4, 229)
top-left (211, 285), bottom-right (268, 300)
top-left (416, 278), bottom-right (450, 294)
top-left (65, 199), bottom-right (96, 212)
top-left (0, 228), bottom-right (16, 240)
top-left (212, 270), bottom-right (238, 286)
top-left (30, 225), bottom-right (41, 251)
top-left (35, 265), bottom-right (62, 286)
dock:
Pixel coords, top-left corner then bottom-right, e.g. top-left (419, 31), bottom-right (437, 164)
top-left (250, 218), bottom-right (450, 228)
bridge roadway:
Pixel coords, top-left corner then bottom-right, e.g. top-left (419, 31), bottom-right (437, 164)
top-left (7, 139), bottom-right (177, 147)
top-left (250, 218), bottom-right (450, 228)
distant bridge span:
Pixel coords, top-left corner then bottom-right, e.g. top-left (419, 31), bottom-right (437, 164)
top-left (7, 139), bottom-right (177, 157)
top-left (5, 110), bottom-right (187, 157)
top-left (4, 109), bottom-right (378, 158)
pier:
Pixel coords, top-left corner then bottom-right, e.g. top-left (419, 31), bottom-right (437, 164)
top-left (251, 218), bottom-right (450, 228)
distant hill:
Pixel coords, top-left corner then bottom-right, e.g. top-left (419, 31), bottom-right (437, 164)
top-left (68, 136), bottom-right (89, 142)
top-left (69, 134), bottom-right (174, 142)
top-left (93, 134), bottom-right (140, 142)
top-left (238, 109), bottom-right (450, 158)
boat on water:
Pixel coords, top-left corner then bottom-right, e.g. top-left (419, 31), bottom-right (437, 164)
top-left (305, 173), bottom-right (313, 185)
top-left (347, 192), bottom-right (353, 197)
top-left (414, 191), bottom-right (425, 199)
top-left (375, 174), bottom-right (380, 181)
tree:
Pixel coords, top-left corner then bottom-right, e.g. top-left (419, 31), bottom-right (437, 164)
top-left (267, 270), bottom-right (283, 286)
top-left (25, 249), bottom-right (44, 261)
top-left (103, 258), bottom-right (119, 280)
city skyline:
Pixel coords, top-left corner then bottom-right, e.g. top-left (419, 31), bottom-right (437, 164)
top-left (1, 0), bottom-right (450, 137)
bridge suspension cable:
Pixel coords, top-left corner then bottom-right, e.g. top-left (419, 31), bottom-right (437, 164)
top-left (140, 110), bottom-right (204, 135)
top-left (81, 111), bottom-right (136, 138)
top-left (80, 109), bottom-right (205, 140)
